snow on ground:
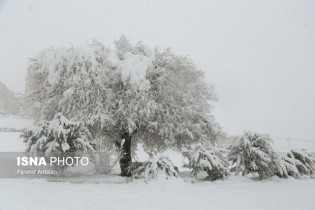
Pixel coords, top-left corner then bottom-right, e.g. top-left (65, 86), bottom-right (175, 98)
top-left (0, 115), bottom-right (33, 152)
top-left (1, 177), bottom-right (315, 210)
top-left (0, 132), bottom-right (26, 152)
top-left (0, 114), bottom-right (33, 130)
top-left (1, 116), bottom-right (315, 210)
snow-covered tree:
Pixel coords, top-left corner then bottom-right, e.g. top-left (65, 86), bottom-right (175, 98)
top-left (21, 113), bottom-right (95, 170)
top-left (228, 131), bottom-right (283, 179)
top-left (129, 155), bottom-right (178, 182)
top-left (280, 152), bottom-right (306, 178)
top-left (291, 149), bottom-right (315, 175)
top-left (280, 150), bottom-right (315, 178)
top-left (183, 143), bottom-right (230, 180)
top-left (25, 36), bottom-right (220, 176)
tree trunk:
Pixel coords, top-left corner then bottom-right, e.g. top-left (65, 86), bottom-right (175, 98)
top-left (119, 132), bottom-right (132, 177)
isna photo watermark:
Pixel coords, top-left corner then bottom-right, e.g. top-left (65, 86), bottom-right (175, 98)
top-left (17, 156), bottom-right (89, 166)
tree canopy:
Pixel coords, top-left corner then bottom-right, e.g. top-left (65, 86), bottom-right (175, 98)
top-left (25, 36), bottom-right (220, 162)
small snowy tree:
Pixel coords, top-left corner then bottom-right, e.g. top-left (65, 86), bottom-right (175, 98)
top-left (183, 143), bottom-right (230, 180)
top-left (25, 36), bottom-right (220, 176)
top-left (291, 149), bottom-right (315, 175)
top-left (280, 150), bottom-right (315, 178)
top-left (228, 131), bottom-right (282, 179)
top-left (21, 113), bottom-right (95, 171)
top-left (280, 152), bottom-right (305, 178)
top-left (129, 155), bottom-right (179, 182)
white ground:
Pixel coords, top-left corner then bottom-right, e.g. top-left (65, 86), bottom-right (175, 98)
top-left (1, 177), bottom-right (315, 210)
top-left (0, 115), bottom-right (315, 210)
top-left (0, 114), bottom-right (33, 131)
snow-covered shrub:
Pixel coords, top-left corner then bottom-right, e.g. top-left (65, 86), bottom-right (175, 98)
top-left (129, 155), bottom-right (179, 182)
top-left (291, 149), bottom-right (315, 175)
top-left (21, 113), bottom-right (95, 171)
top-left (280, 150), bottom-right (315, 178)
top-left (183, 144), bottom-right (230, 180)
top-left (228, 131), bottom-right (282, 179)
top-left (272, 156), bottom-right (289, 179)
top-left (280, 152), bottom-right (306, 178)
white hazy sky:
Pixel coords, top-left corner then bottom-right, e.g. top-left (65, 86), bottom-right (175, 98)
top-left (0, 0), bottom-right (314, 148)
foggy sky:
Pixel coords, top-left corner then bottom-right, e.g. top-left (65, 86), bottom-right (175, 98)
top-left (0, 0), bottom-right (314, 149)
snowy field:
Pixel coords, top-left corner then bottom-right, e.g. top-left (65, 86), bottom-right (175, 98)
top-left (1, 177), bottom-right (315, 210)
top-left (0, 114), bottom-right (33, 131)
top-left (1, 115), bottom-right (315, 210)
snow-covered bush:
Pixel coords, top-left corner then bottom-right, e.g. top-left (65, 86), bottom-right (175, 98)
top-left (280, 150), bottom-right (315, 178)
top-left (129, 155), bottom-right (179, 182)
top-left (228, 131), bottom-right (282, 179)
top-left (280, 152), bottom-right (306, 178)
top-left (183, 144), bottom-right (230, 180)
top-left (291, 149), bottom-right (315, 175)
top-left (21, 113), bottom-right (95, 171)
